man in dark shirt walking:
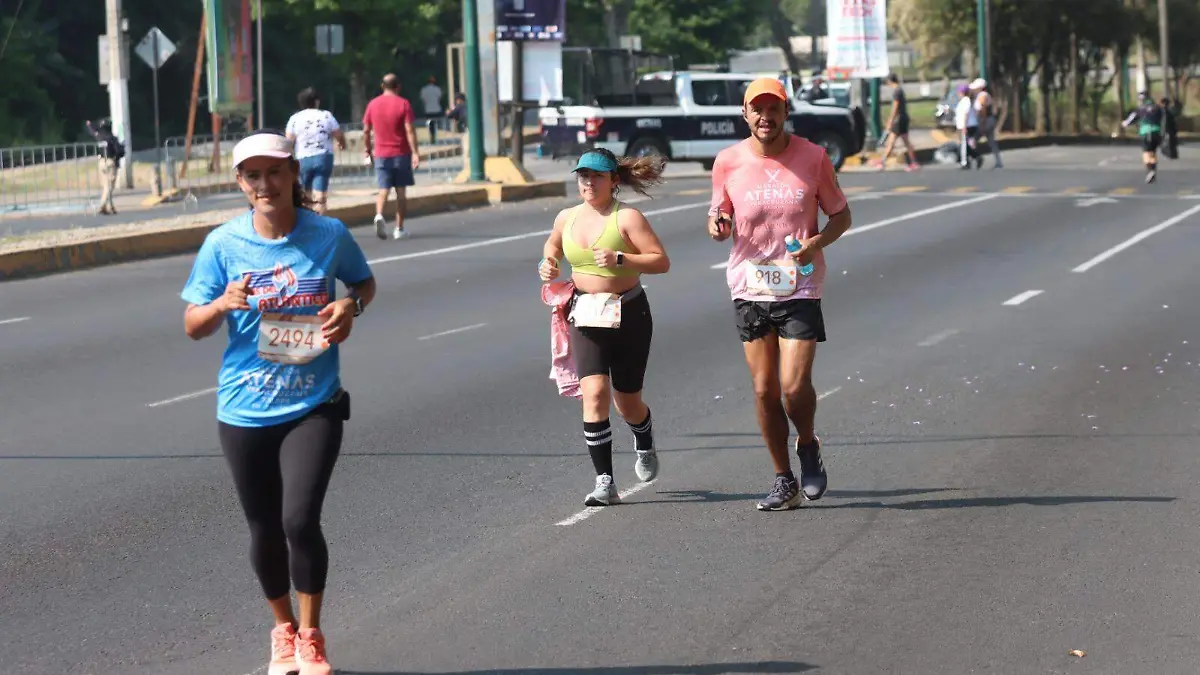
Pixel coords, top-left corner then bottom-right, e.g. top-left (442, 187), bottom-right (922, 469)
top-left (874, 73), bottom-right (919, 171)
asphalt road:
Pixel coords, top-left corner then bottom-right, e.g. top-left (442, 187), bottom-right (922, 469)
top-left (3, 146), bottom-right (1200, 674)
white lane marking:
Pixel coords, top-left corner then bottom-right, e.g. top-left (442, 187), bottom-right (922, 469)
top-left (1002, 290), bottom-right (1044, 306)
top-left (0, 316), bottom-right (31, 326)
top-left (367, 201), bottom-right (708, 266)
top-left (918, 328), bottom-right (959, 347)
top-left (709, 194), bottom-right (1000, 269)
top-left (146, 386), bottom-right (219, 408)
top-left (418, 322), bottom-right (487, 341)
top-left (555, 387), bottom-right (841, 527)
top-left (1071, 203), bottom-right (1200, 273)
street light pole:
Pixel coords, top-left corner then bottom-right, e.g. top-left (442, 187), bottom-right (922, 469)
top-left (1158, 0), bottom-right (1171, 100)
top-left (463, 0), bottom-right (486, 181)
top-left (976, 0), bottom-right (988, 81)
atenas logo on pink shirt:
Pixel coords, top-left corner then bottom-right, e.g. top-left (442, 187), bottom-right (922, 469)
top-left (709, 136), bottom-right (847, 302)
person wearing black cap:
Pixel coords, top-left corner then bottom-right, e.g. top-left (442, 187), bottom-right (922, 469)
top-left (537, 148), bottom-right (671, 506)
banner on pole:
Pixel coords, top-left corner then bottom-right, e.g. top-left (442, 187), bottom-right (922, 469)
top-left (203, 0), bottom-right (255, 115)
top-left (825, 0), bottom-right (889, 79)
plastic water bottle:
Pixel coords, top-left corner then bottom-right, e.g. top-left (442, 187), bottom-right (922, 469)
top-left (785, 235), bottom-right (814, 276)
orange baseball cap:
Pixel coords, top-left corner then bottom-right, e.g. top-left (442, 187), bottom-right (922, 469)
top-left (743, 77), bottom-right (789, 106)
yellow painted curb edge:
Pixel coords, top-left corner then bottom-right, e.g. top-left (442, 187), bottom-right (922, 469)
top-left (0, 180), bottom-right (568, 282)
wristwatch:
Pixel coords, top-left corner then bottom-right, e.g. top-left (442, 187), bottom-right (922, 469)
top-left (615, 251), bottom-right (625, 267)
top-left (349, 293), bottom-right (365, 317)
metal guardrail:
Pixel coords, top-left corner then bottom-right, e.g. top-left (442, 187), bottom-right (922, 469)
top-left (0, 142), bottom-right (106, 215)
top-left (165, 119), bottom-right (466, 205)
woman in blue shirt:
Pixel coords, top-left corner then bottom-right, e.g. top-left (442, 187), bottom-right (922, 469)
top-left (181, 129), bottom-right (376, 675)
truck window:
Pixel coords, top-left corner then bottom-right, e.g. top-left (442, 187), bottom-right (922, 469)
top-left (691, 80), bottom-right (732, 106)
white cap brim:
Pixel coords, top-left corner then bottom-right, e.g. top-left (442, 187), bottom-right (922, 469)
top-left (232, 134), bottom-right (294, 167)
top-left (970, 78), bottom-right (987, 90)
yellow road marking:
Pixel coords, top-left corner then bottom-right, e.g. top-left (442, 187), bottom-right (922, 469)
top-left (1001, 186), bottom-right (1034, 194)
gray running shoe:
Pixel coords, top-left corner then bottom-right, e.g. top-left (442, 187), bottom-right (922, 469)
top-left (756, 475), bottom-right (801, 511)
top-left (584, 474), bottom-right (620, 506)
top-left (374, 214), bottom-right (388, 240)
top-left (634, 449), bottom-right (659, 482)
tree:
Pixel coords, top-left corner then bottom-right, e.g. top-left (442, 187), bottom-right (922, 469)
top-left (1144, 0), bottom-right (1200, 108)
top-left (266, 0), bottom-right (459, 121)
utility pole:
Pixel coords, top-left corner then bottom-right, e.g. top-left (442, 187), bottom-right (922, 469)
top-left (463, 0), bottom-right (486, 181)
top-left (1158, 0), bottom-right (1171, 100)
top-left (976, 0), bottom-right (988, 81)
top-left (106, 0), bottom-right (133, 188)
top-left (256, 0), bottom-right (265, 128)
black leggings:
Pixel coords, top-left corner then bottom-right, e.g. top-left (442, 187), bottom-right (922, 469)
top-left (218, 400), bottom-right (344, 599)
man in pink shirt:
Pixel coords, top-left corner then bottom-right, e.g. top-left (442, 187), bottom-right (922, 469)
top-left (707, 77), bottom-right (853, 512)
top-left (363, 73), bottom-right (421, 240)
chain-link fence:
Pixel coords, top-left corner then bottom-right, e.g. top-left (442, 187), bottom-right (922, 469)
top-left (165, 118), bottom-right (466, 204)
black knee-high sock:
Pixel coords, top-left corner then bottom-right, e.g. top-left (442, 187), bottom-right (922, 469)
top-left (584, 420), bottom-right (613, 476)
top-left (628, 408), bottom-right (654, 451)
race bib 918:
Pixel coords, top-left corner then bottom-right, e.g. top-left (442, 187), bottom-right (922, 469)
top-left (744, 259), bottom-right (798, 296)
top-left (258, 312), bottom-right (329, 365)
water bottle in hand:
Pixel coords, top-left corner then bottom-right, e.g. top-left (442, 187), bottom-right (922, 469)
top-left (785, 235), bottom-right (814, 276)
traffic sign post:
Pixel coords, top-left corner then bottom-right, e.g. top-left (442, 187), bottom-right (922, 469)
top-left (136, 27), bottom-right (175, 195)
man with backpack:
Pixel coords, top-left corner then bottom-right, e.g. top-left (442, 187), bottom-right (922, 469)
top-left (85, 119), bottom-right (125, 215)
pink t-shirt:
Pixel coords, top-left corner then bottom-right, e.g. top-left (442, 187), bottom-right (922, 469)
top-left (709, 135), bottom-right (847, 301)
top-left (362, 94), bottom-right (416, 157)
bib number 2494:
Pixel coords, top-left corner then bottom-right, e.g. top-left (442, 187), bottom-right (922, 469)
top-left (258, 312), bottom-right (329, 365)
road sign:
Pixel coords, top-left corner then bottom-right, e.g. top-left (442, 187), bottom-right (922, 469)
top-left (135, 27), bottom-right (175, 70)
top-left (316, 24), bottom-right (344, 55)
top-left (98, 35), bottom-right (111, 85)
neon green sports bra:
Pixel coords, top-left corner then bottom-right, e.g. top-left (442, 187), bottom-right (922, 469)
top-left (561, 201), bottom-right (638, 278)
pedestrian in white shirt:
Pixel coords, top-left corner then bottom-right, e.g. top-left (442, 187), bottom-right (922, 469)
top-left (954, 83), bottom-right (980, 169)
top-left (285, 87), bottom-right (346, 214)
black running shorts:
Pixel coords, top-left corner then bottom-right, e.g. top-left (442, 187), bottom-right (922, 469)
top-left (734, 298), bottom-right (826, 343)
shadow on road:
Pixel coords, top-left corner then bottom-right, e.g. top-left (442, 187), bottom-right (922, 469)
top-left (337, 661), bottom-right (817, 675)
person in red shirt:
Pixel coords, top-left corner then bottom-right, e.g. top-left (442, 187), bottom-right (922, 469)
top-left (707, 77), bottom-right (853, 512)
top-left (363, 73), bottom-right (421, 240)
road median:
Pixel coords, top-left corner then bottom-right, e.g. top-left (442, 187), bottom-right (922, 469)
top-left (0, 180), bottom-right (566, 282)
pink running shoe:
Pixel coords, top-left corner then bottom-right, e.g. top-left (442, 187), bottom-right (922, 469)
top-left (295, 627), bottom-right (333, 675)
top-left (267, 623), bottom-right (298, 675)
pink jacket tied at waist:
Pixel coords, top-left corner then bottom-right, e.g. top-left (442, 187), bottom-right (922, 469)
top-left (540, 280), bottom-right (581, 399)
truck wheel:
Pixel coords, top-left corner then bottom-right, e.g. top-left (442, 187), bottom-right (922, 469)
top-left (701, 159), bottom-right (715, 171)
top-left (628, 136), bottom-right (669, 159)
top-left (813, 132), bottom-right (849, 170)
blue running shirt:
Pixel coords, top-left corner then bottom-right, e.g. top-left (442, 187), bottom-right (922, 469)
top-left (181, 210), bottom-right (373, 427)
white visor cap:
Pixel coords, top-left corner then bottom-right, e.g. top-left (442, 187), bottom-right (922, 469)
top-left (232, 133), bottom-right (294, 168)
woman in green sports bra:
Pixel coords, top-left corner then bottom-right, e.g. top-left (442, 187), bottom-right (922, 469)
top-left (537, 148), bottom-right (672, 507)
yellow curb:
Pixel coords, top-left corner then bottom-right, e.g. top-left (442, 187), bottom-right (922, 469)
top-left (0, 180), bottom-right (567, 282)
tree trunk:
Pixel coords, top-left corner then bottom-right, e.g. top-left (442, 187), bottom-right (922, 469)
top-left (769, 0), bottom-right (803, 75)
top-left (1035, 56), bottom-right (1048, 134)
top-left (1113, 46), bottom-right (1126, 136)
top-left (350, 69), bottom-right (367, 123)
top-left (603, 0), bottom-right (632, 48)
top-left (1069, 32), bottom-right (1079, 133)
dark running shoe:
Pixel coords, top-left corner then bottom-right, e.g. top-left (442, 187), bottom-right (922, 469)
top-left (796, 436), bottom-right (828, 501)
top-left (757, 474), bottom-right (802, 511)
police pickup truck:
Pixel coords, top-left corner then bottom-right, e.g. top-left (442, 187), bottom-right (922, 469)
top-left (538, 71), bottom-right (865, 170)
